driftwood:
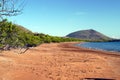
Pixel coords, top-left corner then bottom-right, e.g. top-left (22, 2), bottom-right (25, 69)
top-left (0, 44), bottom-right (10, 53)
top-left (16, 47), bottom-right (29, 54)
top-left (0, 44), bottom-right (37, 54)
top-left (15, 44), bottom-right (37, 54)
top-left (3, 44), bottom-right (11, 50)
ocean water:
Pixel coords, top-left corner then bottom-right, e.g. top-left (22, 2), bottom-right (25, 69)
top-left (77, 42), bottom-right (120, 52)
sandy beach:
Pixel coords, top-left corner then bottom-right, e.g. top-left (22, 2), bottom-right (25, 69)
top-left (0, 42), bottom-right (120, 80)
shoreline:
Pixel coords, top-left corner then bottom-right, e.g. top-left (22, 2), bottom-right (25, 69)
top-left (71, 42), bottom-right (120, 56)
top-left (75, 42), bottom-right (120, 54)
top-left (0, 42), bottom-right (120, 80)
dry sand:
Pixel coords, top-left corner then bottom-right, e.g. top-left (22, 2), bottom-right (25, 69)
top-left (0, 42), bottom-right (120, 80)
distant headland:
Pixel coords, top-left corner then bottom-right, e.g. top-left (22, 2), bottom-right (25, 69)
top-left (66, 29), bottom-right (119, 42)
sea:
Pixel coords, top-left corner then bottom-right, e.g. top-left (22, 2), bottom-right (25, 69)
top-left (76, 41), bottom-right (120, 52)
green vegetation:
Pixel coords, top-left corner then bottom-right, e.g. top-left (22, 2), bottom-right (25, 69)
top-left (34, 33), bottom-right (82, 43)
top-left (0, 19), bottom-right (41, 50)
top-left (0, 19), bottom-right (81, 51)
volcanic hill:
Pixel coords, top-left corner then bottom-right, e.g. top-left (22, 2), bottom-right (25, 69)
top-left (66, 29), bottom-right (112, 41)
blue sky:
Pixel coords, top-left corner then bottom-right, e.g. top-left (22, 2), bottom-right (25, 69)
top-left (9, 0), bottom-right (120, 38)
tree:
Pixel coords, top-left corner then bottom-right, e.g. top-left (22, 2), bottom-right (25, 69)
top-left (0, 0), bottom-right (27, 53)
top-left (0, 19), bottom-right (19, 50)
top-left (0, 0), bottom-right (25, 19)
top-left (0, 20), bottom-right (42, 53)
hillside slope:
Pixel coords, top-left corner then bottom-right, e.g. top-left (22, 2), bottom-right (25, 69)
top-left (66, 29), bottom-right (112, 41)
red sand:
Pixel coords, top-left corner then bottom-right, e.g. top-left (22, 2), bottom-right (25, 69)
top-left (0, 42), bottom-right (120, 80)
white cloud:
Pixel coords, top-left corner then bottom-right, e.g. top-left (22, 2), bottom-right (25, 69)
top-left (111, 36), bottom-right (120, 39)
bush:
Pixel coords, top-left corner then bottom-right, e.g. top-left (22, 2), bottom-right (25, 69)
top-left (0, 19), bottom-right (42, 50)
top-left (0, 19), bottom-right (82, 51)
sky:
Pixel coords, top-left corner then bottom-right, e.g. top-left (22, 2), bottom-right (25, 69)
top-left (9, 0), bottom-right (120, 38)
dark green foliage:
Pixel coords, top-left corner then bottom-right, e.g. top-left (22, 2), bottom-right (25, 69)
top-left (0, 19), bottom-right (42, 50)
top-left (0, 19), bottom-right (18, 48)
top-left (34, 33), bottom-right (82, 43)
top-left (0, 19), bottom-right (82, 51)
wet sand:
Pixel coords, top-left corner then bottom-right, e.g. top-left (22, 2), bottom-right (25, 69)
top-left (0, 42), bottom-right (120, 80)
